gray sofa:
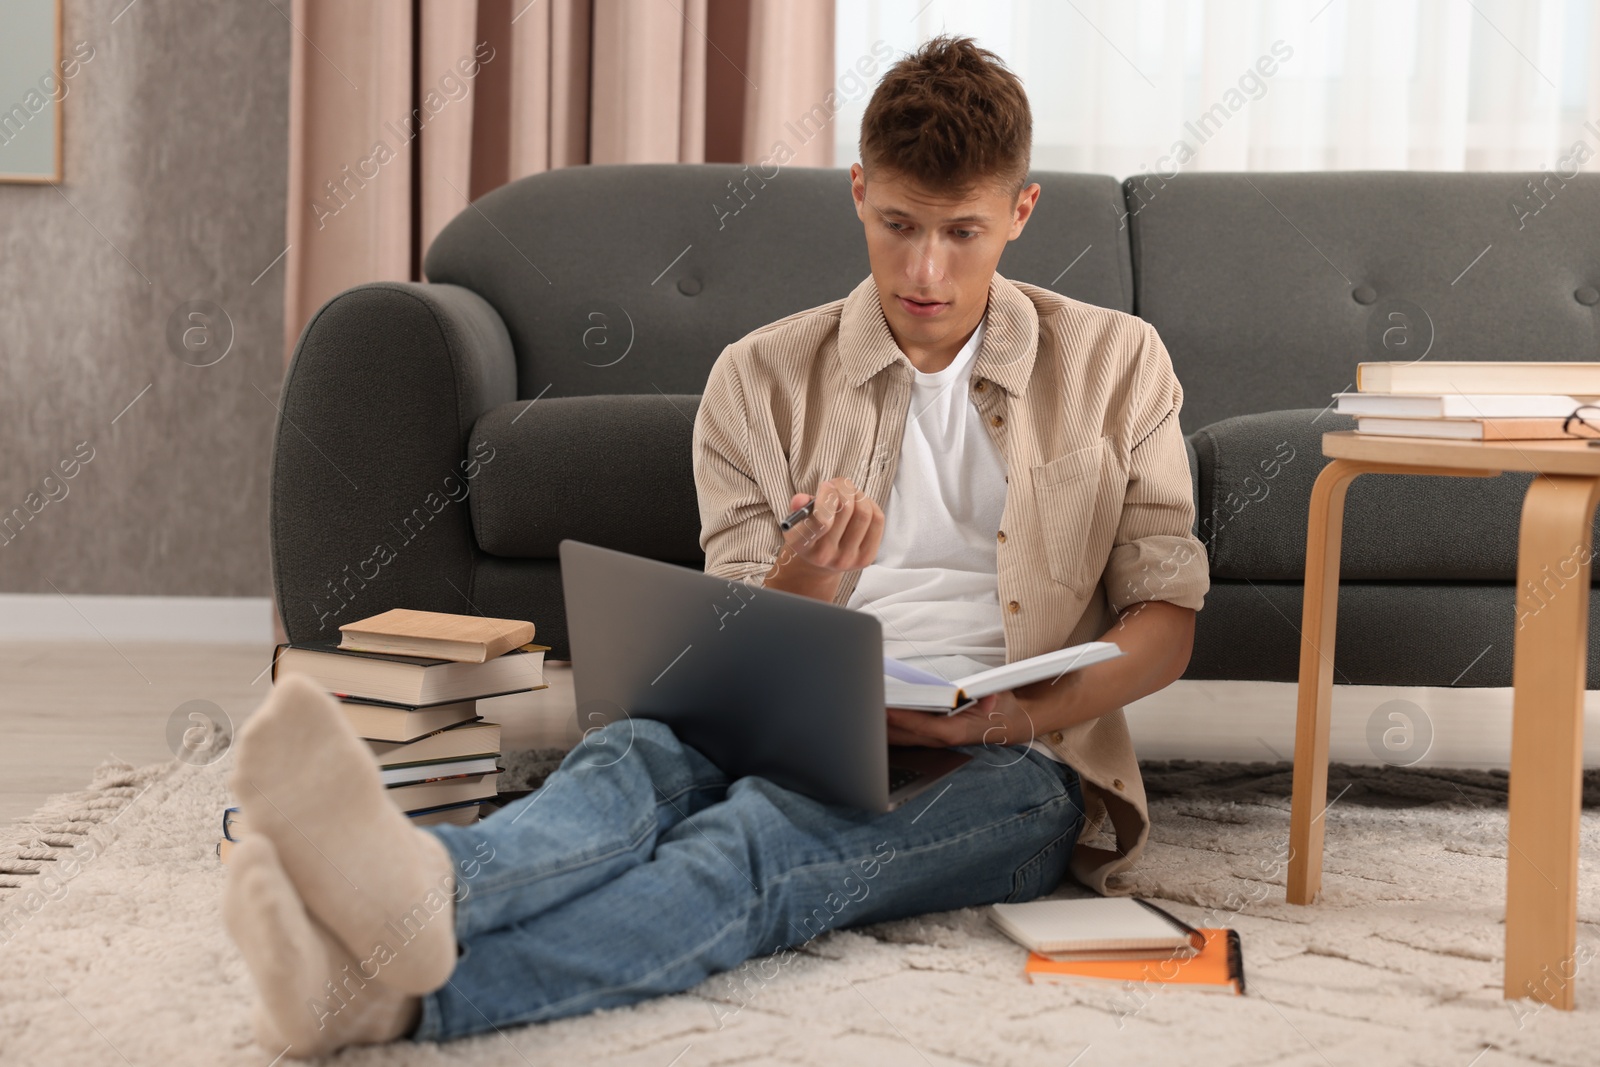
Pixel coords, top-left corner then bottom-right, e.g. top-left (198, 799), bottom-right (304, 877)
top-left (271, 164), bottom-right (1600, 686)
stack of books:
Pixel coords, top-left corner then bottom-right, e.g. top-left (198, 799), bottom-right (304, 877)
top-left (988, 896), bottom-right (1245, 994)
top-left (1335, 361), bottom-right (1600, 440)
top-left (217, 608), bottom-right (548, 863)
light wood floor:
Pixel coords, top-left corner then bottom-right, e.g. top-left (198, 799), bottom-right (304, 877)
top-left (0, 642), bottom-right (583, 825)
top-left (5, 640), bottom-right (1593, 825)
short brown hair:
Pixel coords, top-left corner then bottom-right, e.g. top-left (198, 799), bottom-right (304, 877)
top-left (858, 35), bottom-right (1032, 197)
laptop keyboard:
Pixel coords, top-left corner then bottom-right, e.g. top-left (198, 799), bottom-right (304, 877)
top-left (888, 766), bottom-right (925, 794)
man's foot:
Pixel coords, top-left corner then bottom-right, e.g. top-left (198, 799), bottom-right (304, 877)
top-left (229, 672), bottom-right (459, 994)
top-left (223, 835), bottom-right (422, 1059)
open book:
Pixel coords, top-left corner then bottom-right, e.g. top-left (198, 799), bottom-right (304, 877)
top-left (884, 641), bottom-right (1123, 714)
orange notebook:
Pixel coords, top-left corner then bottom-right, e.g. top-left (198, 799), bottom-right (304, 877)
top-left (1024, 928), bottom-right (1244, 995)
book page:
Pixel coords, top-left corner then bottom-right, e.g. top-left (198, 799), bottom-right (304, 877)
top-left (883, 656), bottom-right (951, 686)
top-left (954, 642), bottom-right (1122, 697)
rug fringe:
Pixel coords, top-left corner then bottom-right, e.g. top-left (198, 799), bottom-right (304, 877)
top-left (0, 754), bottom-right (184, 905)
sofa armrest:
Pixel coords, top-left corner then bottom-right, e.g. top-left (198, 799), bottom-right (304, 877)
top-left (271, 282), bottom-right (517, 643)
top-left (1186, 407), bottom-right (1600, 582)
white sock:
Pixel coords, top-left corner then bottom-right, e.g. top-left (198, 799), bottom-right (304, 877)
top-left (229, 672), bottom-right (459, 995)
top-left (223, 834), bottom-right (422, 1059)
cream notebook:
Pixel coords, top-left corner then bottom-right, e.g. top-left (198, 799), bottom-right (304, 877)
top-left (988, 896), bottom-right (1204, 960)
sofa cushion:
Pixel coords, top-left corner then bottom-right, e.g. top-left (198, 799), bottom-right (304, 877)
top-left (1193, 408), bottom-right (1600, 581)
top-left (1127, 171), bottom-right (1600, 432)
top-left (423, 164), bottom-right (1133, 403)
top-left (468, 394), bottom-right (705, 562)
top-left (1187, 579), bottom-right (1600, 687)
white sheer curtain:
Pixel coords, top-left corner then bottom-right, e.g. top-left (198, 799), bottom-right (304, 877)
top-left (833, 0), bottom-right (1600, 176)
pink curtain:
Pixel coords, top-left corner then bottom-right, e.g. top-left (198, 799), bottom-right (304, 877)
top-left (282, 0), bottom-right (836, 367)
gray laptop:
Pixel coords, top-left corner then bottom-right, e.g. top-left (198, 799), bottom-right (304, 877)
top-left (558, 539), bottom-right (970, 812)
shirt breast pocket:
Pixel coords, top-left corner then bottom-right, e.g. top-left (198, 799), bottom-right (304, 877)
top-left (1030, 438), bottom-right (1121, 597)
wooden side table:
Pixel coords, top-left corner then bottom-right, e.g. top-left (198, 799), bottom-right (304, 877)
top-left (1288, 430), bottom-right (1600, 1010)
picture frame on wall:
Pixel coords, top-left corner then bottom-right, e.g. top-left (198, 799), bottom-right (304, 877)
top-left (0, 0), bottom-right (64, 183)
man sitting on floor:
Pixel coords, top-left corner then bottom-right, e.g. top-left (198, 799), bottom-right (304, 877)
top-left (222, 34), bottom-right (1208, 1056)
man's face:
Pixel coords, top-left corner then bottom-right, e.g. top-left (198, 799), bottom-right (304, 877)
top-left (849, 162), bottom-right (1039, 352)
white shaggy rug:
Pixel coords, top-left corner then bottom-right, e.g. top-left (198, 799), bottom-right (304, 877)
top-left (2, 748), bottom-right (1598, 1067)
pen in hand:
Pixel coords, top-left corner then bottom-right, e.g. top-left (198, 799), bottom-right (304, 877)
top-left (767, 479), bottom-right (885, 598)
top-left (779, 497), bottom-right (815, 531)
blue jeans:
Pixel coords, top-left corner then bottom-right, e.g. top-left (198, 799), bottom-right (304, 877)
top-left (411, 717), bottom-right (1084, 1041)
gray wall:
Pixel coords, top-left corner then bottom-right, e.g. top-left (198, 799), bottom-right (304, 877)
top-left (0, 1), bottom-right (289, 597)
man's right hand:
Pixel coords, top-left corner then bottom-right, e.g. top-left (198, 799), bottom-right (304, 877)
top-left (763, 477), bottom-right (885, 601)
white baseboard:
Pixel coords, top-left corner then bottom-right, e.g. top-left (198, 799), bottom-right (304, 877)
top-left (1126, 678), bottom-right (1600, 770)
top-left (0, 601), bottom-right (1586, 770)
top-left (0, 594), bottom-right (274, 643)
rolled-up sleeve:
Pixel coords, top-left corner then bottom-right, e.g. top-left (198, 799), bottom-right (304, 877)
top-left (692, 351), bottom-right (783, 588)
top-left (1101, 322), bottom-right (1209, 614)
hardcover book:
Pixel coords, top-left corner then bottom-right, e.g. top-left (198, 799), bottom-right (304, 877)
top-left (271, 642), bottom-right (548, 705)
top-left (338, 607), bottom-right (536, 663)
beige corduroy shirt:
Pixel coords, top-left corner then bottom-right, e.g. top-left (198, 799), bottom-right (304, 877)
top-left (690, 270), bottom-right (1209, 894)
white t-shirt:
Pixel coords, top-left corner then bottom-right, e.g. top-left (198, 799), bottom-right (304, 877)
top-left (843, 315), bottom-right (1066, 764)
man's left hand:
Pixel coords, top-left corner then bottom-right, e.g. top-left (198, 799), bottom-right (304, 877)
top-left (885, 689), bottom-right (1038, 748)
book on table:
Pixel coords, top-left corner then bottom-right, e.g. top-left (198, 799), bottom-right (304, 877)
top-left (272, 641), bottom-right (549, 705)
top-left (885, 641), bottom-right (1123, 713)
top-left (1356, 360), bottom-right (1600, 397)
top-left (337, 607), bottom-right (537, 663)
top-left (1353, 416), bottom-right (1585, 441)
top-left (1333, 392), bottom-right (1580, 419)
